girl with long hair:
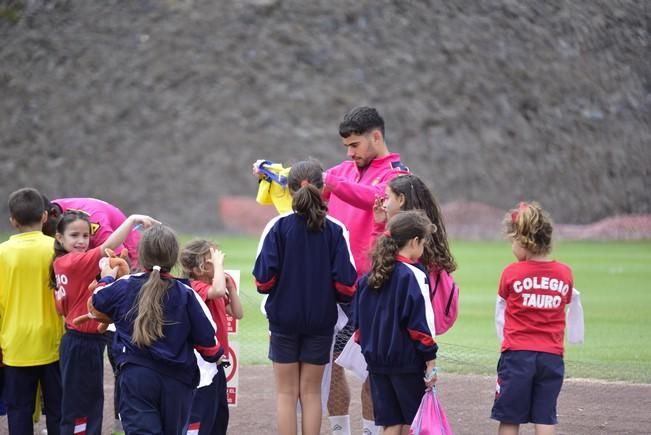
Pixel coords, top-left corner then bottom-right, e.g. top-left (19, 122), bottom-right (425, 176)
top-left (353, 210), bottom-right (438, 435)
top-left (253, 160), bottom-right (357, 435)
top-left (91, 225), bottom-right (222, 435)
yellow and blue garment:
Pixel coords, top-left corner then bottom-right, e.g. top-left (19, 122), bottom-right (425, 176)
top-left (255, 160), bottom-right (292, 214)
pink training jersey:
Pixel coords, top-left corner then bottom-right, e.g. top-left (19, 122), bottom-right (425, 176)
top-left (324, 153), bottom-right (408, 276)
top-left (54, 198), bottom-right (141, 267)
top-left (499, 260), bottom-right (573, 356)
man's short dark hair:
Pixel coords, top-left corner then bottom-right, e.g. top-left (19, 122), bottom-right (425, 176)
top-left (339, 106), bottom-right (385, 138)
top-left (8, 187), bottom-right (45, 226)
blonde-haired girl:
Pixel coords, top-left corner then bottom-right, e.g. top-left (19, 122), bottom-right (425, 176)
top-left (492, 202), bottom-right (577, 435)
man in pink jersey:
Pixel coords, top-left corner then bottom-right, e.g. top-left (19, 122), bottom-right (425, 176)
top-left (42, 197), bottom-right (141, 268)
top-left (324, 106), bottom-right (409, 277)
top-left (325, 106), bottom-right (408, 435)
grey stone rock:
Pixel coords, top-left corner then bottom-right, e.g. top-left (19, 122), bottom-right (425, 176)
top-left (0, 0), bottom-right (649, 232)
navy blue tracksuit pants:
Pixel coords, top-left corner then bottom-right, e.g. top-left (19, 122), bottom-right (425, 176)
top-left (59, 329), bottom-right (106, 435)
top-left (3, 362), bottom-right (62, 435)
top-left (119, 363), bottom-right (195, 435)
top-left (187, 364), bottom-right (229, 435)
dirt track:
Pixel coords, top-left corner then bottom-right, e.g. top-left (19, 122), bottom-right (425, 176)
top-left (229, 367), bottom-right (651, 435)
top-left (3, 364), bottom-right (650, 434)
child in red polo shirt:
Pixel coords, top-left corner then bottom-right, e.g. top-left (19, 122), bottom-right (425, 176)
top-left (180, 240), bottom-right (243, 435)
top-left (50, 210), bottom-right (158, 435)
top-left (491, 202), bottom-right (574, 435)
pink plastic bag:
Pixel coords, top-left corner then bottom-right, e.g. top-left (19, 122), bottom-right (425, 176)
top-left (410, 388), bottom-right (454, 435)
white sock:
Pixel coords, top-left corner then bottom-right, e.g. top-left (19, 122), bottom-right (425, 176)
top-left (329, 415), bottom-right (351, 435)
top-left (362, 418), bottom-right (380, 435)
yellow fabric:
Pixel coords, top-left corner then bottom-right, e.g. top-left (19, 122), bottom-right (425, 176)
top-left (256, 163), bottom-right (293, 214)
top-left (0, 231), bottom-right (63, 366)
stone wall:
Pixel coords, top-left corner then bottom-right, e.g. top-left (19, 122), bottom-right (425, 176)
top-left (1, 0), bottom-right (649, 232)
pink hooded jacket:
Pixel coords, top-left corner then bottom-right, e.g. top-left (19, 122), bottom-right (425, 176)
top-left (324, 153), bottom-right (409, 276)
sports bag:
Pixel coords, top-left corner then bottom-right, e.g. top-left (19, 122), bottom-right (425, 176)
top-left (430, 269), bottom-right (459, 335)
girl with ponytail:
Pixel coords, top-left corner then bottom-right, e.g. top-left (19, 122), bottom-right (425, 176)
top-left (492, 202), bottom-right (578, 435)
top-left (91, 225), bottom-right (222, 435)
top-left (253, 160), bottom-right (357, 435)
top-left (353, 210), bottom-right (439, 435)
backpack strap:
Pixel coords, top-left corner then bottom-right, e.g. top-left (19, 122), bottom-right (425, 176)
top-left (430, 271), bottom-right (441, 300)
top-left (445, 283), bottom-right (457, 316)
top-left (431, 269), bottom-right (458, 315)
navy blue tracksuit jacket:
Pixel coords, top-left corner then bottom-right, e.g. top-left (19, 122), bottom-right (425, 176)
top-left (92, 274), bottom-right (222, 387)
top-left (353, 259), bottom-right (438, 374)
top-left (253, 212), bottom-right (357, 336)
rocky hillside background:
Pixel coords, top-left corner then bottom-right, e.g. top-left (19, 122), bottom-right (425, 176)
top-left (1, 0), bottom-right (649, 233)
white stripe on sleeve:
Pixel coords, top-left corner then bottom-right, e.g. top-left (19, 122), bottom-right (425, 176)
top-left (404, 263), bottom-right (436, 337)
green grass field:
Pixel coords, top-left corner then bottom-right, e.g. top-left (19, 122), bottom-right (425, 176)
top-left (210, 236), bottom-right (651, 383)
top-left (437, 240), bottom-right (651, 382)
top-left (3, 232), bottom-right (650, 382)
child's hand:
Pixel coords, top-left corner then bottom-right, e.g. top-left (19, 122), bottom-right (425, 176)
top-left (252, 160), bottom-right (265, 179)
top-left (373, 196), bottom-right (387, 224)
top-left (424, 367), bottom-right (438, 388)
top-left (210, 247), bottom-right (225, 267)
top-left (129, 215), bottom-right (161, 230)
top-left (424, 359), bottom-right (437, 388)
top-left (99, 257), bottom-right (119, 279)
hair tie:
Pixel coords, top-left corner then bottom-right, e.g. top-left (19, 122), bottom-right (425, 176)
top-left (148, 265), bottom-right (172, 279)
top-left (511, 202), bottom-right (528, 223)
top-left (383, 230), bottom-right (391, 237)
top-left (300, 179), bottom-right (309, 188)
